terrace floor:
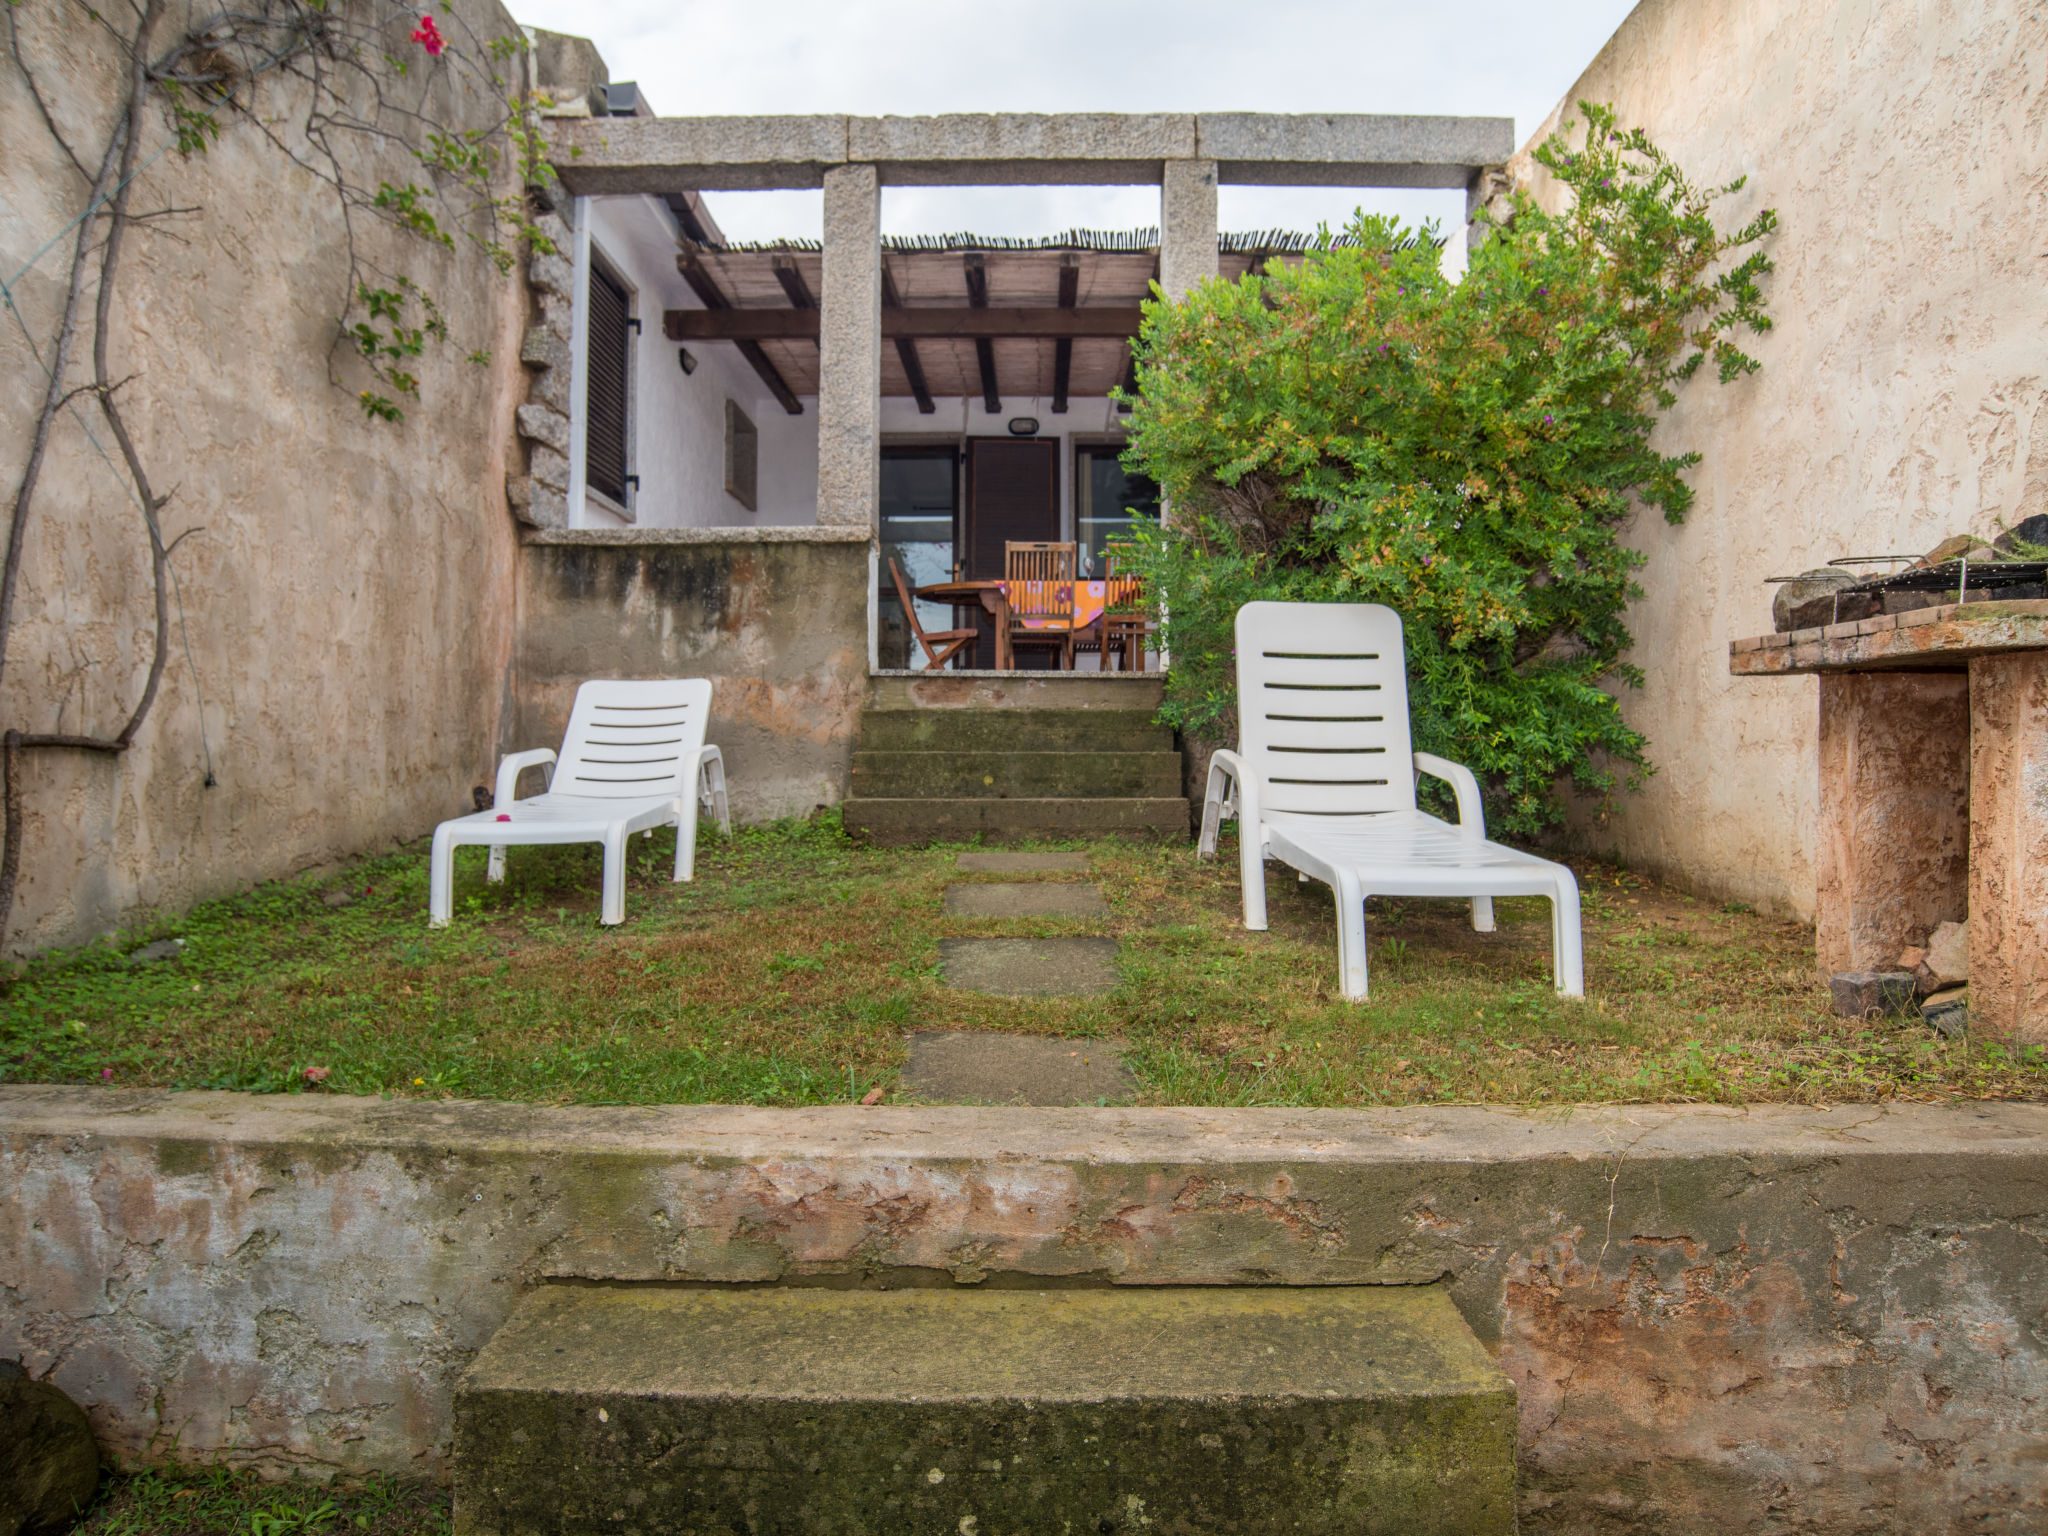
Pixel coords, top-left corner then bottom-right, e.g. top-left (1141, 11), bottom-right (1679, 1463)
top-left (4, 817), bottom-right (2042, 1107)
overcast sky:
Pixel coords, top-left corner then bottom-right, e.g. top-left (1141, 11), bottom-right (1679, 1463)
top-left (510, 0), bottom-right (1640, 245)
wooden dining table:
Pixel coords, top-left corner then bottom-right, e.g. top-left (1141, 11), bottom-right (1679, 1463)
top-left (913, 578), bottom-right (1145, 671)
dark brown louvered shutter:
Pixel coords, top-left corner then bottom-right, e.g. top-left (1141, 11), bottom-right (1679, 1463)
top-left (586, 261), bottom-right (630, 505)
top-left (965, 439), bottom-right (1058, 578)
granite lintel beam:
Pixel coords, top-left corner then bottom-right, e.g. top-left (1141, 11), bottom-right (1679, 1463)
top-left (550, 114), bottom-right (852, 192)
top-left (1197, 112), bottom-right (1516, 188)
top-left (548, 112), bottom-right (1515, 195)
top-left (849, 112), bottom-right (1195, 186)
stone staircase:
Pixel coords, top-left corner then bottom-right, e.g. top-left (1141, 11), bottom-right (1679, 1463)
top-left (454, 1284), bottom-right (1518, 1535)
top-left (842, 672), bottom-right (1189, 843)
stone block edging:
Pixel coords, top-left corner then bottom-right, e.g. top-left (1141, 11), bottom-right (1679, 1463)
top-left (3, 1089), bottom-right (2044, 1531)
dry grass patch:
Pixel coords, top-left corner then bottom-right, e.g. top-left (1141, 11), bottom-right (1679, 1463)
top-left (3, 815), bottom-right (2040, 1107)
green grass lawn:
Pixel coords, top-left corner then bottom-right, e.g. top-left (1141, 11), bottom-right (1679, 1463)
top-left (3, 814), bottom-right (2039, 1107)
top-left (68, 1467), bottom-right (445, 1536)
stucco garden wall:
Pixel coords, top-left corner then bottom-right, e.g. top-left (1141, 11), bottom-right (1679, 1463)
top-left (4, 1088), bottom-right (2044, 1533)
top-left (0, 0), bottom-right (534, 955)
top-left (1516, 0), bottom-right (2048, 918)
top-left (513, 529), bottom-right (871, 821)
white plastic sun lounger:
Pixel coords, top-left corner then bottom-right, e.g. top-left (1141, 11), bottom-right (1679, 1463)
top-left (429, 679), bottom-right (730, 927)
top-left (1198, 601), bottom-right (1583, 1001)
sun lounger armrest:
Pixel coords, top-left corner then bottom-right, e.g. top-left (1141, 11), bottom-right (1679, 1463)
top-left (682, 744), bottom-right (723, 799)
top-left (682, 745), bottom-right (732, 834)
top-left (1413, 752), bottom-right (1485, 840)
top-left (1199, 748), bottom-right (1256, 859)
top-left (494, 748), bottom-right (557, 808)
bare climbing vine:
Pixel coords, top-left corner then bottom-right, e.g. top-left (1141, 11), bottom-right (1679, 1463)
top-left (0, 0), bottom-right (562, 946)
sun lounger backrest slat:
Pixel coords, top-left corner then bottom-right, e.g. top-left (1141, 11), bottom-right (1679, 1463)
top-left (1234, 602), bottom-right (1416, 817)
top-left (556, 679), bottom-right (712, 798)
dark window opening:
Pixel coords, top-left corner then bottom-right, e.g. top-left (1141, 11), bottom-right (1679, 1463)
top-left (879, 448), bottom-right (959, 670)
top-left (1075, 444), bottom-right (1159, 572)
top-left (724, 400), bottom-right (758, 511)
top-left (586, 256), bottom-right (632, 506)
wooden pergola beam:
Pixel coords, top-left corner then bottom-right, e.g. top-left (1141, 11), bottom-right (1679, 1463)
top-left (662, 307), bottom-right (1146, 342)
top-left (1052, 256), bottom-right (1078, 415)
top-left (963, 253), bottom-right (999, 414)
top-left (881, 265), bottom-right (935, 416)
top-left (771, 254), bottom-right (817, 312)
top-left (675, 248), bottom-right (804, 415)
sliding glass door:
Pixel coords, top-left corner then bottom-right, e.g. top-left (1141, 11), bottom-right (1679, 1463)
top-left (879, 449), bottom-right (958, 669)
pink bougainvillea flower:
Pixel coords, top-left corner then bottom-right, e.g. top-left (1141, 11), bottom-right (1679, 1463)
top-left (412, 15), bottom-right (446, 56)
top-left (304, 1065), bottom-right (332, 1083)
top-left (101, 1068), bottom-right (114, 1080)
top-left (495, 813), bottom-right (511, 822)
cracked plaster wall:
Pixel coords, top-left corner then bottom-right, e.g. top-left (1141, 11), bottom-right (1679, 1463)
top-left (2, 1089), bottom-right (2045, 1533)
top-left (0, 0), bottom-right (531, 955)
top-left (1512, 0), bottom-right (2048, 919)
top-left (511, 533), bottom-right (869, 820)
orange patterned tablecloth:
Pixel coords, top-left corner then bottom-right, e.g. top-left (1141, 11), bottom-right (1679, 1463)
top-left (1009, 579), bottom-right (1142, 629)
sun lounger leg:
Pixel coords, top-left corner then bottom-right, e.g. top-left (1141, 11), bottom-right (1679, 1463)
top-left (1552, 868), bottom-right (1585, 997)
top-left (1470, 895), bottom-right (1494, 932)
top-left (487, 847), bottom-right (506, 884)
top-left (429, 826), bottom-right (458, 928)
top-left (1240, 831), bottom-right (1268, 930)
top-left (1333, 868), bottom-right (1369, 1001)
top-left (673, 797), bottom-right (698, 884)
top-left (600, 827), bottom-right (628, 925)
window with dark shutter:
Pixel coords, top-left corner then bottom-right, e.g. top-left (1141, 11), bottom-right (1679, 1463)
top-left (586, 257), bottom-right (631, 506)
top-left (724, 400), bottom-right (758, 511)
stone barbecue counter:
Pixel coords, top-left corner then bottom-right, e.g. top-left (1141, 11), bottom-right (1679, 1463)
top-left (1730, 599), bottom-right (2048, 1042)
top-left (1730, 596), bottom-right (2048, 674)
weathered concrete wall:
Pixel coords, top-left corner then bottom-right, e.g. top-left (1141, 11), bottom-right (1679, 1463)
top-left (1968, 650), bottom-right (2048, 1042)
top-left (1814, 670), bottom-right (1970, 973)
top-left (4, 1088), bottom-right (2045, 1532)
top-left (513, 529), bottom-right (870, 819)
top-left (1517, 0), bottom-right (2048, 917)
top-left (0, 0), bottom-right (533, 954)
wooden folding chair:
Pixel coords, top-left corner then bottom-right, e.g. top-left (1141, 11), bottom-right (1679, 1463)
top-left (888, 558), bottom-right (976, 670)
top-left (1002, 541), bottom-right (1077, 670)
top-left (1096, 551), bottom-right (1153, 671)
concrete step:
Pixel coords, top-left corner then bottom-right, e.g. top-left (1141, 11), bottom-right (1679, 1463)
top-left (843, 795), bottom-right (1189, 842)
top-left (455, 1284), bottom-right (1518, 1536)
top-left (851, 749), bottom-right (1183, 800)
top-left (866, 671), bottom-right (1165, 712)
top-left (858, 708), bottom-right (1173, 754)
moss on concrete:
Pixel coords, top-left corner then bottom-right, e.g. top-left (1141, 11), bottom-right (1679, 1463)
top-left (454, 1285), bottom-right (1518, 1535)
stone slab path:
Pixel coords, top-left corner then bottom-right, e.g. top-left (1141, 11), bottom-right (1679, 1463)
top-left (923, 852), bottom-right (1128, 1102)
top-left (943, 883), bottom-right (1110, 919)
top-left (938, 937), bottom-right (1120, 995)
top-left (954, 851), bottom-right (1090, 873)
top-left (901, 1030), bottom-right (1135, 1105)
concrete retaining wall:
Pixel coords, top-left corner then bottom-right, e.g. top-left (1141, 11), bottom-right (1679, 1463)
top-left (3, 1088), bottom-right (2044, 1532)
top-left (513, 529), bottom-right (871, 820)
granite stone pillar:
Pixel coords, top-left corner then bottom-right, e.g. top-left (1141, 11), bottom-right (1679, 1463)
top-left (1159, 159), bottom-right (1218, 302)
top-left (1814, 671), bottom-right (1970, 974)
top-left (1968, 652), bottom-right (2048, 1043)
top-left (818, 163), bottom-right (881, 531)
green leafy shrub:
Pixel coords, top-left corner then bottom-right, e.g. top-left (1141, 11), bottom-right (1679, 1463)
top-left (1117, 103), bottom-right (1777, 835)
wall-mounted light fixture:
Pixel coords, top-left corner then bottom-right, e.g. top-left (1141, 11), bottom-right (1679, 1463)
top-left (1007, 417), bottom-right (1039, 436)
top-left (678, 348), bottom-right (697, 375)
